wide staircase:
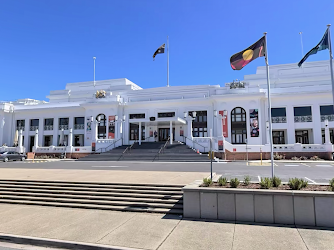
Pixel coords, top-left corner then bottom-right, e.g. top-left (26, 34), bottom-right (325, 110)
top-left (79, 141), bottom-right (210, 162)
top-left (0, 180), bottom-right (183, 215)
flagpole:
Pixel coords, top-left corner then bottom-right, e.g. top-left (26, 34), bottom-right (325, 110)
top-left (299, 32), bottom-right (304, 57)
top-left (93, 57), bottom-right (96, 87)
top-left (264, 32), bottom-right (274, 178)
top-left (327, 25), bottom-right (334, 114)
top-left (167, 36), bottom-right (169, 87)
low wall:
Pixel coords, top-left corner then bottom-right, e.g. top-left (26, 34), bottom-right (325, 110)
top-left (183, 182), bottom-right (334, 227)
top-left (221, 150), bottom-right (332, 160)
top-left (35, 153), bottom-right (89, 159)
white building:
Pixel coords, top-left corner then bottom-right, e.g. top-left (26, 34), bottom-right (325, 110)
top-left (1, 60), bottom-right (334, 159)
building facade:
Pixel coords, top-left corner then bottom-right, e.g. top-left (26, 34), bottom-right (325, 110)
top-left (1, 60), bottom-right (334, 159)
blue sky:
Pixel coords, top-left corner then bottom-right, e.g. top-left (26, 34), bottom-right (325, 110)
top-left (1, 0), bottom-right (334, 101)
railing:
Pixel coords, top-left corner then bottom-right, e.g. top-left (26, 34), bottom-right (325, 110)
top-left (44, 125), bottom-right (53, 130)
top-left (59, 125), bottom-right (69, 130)
top-left (17, 126), bottom-right (25, 132)
top-left (272, 116), bottom-right (287, 123)
top-left (153, 137), bottom-right (170, 161)
top-left (119, 140), bottom-right (137, 160)
top-left (294, 115), bottom-right (312, 123)
top-left (321, 114), bottom-right (334, 122)
top-left (30, 126), bottom-right (39, 131)
top-left (74, 124), bottom-right (85, 130)
top-left (183, 136), bottom-right (208, 152)
top-left (95, 138), bottom-right (123, 154)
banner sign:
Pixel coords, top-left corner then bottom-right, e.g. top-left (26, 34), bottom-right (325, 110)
top-left (108, 116), bottom-right (115, 139)
top-left (92, 142), bottom-right (96, 152)
top-left (150, 130), bottom-right (153, 137)
top-left (219, 111), bottom-right (228, 137)
top-left (250, 109), bottom-right (259, 137)
top-left (218, 140), bottom-right (224, 151)
top-left (180, 130), bottom-right (184, 136)
top-left (86, 117), bottom-right (92, 140)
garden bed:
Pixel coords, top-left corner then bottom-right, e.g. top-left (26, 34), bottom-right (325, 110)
top-left (201, 182), bottom-right (330, 191)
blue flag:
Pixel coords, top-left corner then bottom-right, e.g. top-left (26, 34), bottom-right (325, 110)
top-left (298, 28), bottom-right (330, 67)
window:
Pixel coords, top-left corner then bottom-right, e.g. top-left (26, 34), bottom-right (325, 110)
top-left (320, 105), bottom-right (334, 115)
top-left (59, 118), bottom-right (69, 125)
top-left (16, 120), bottom-right (25, 131)
top-left (44, 135), bottom-right (53, 146)
top-left (30, 119), bottom-right (39, 131)
top-left (158, 112), bottom-right (175, 118)
top-left (96, 114), bottom-right (106, 139)
top-left (294, 107), bottom-right (312, 122)
top-left (295, 130), bottom-right (309, 144)
top-left (322, 129), bottom-right (334, 144)
top-left (44, 118), bottom-right (53, 126)
top-left (75, 117), bottom-right (84, 124)
top-left (189, 111), bottom-right (207, 137)
top-left (129, 113), bottom-right (145, 119)
top-left (231, 107), bottom-right (247, 144)
top-left (271, 108), bottom-right (286, 117)
top-left (273, 131), bottom-right (285, 144)
top-left (129, 123), bottom-right (145, 140)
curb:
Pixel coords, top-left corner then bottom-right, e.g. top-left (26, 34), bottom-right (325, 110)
top-left (0, 233), bottom-right (140, 250)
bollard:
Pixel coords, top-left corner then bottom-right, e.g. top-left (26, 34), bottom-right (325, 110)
top-left (260, 153), bottom-right (262, 165)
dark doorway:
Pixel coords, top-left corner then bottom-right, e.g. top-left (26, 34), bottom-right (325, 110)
top-left (159, 128), bottom-right (175, 141)
top-left (29, 136), bottom-right (34, 152)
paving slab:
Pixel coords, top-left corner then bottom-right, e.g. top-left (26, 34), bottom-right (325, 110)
top-left (0, 169), bottom-right (209, 185)
top-left (98, 213), bottom-right (180, 250)
top-left (232, 223), bottom-right (308, 250)
top-left (297, 227), bottom-right (334, 250)
top-left (158, 219), bottom-right (234, 250)
top-left (41, 210), bottom-right (137, 243)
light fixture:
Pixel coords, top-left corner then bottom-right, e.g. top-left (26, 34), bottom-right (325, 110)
top-left (115, 115), bottom-right (118, 121)
top-left (266, 121), bottom-right (269, 129)
top-left (90, 116), bottom-right (94, 122)
top-left (97, 116), bottom-right (101, 122)
top-left (325, 119), bottom-right (329, 127)
top-left (184, 112), bottom-right (187, 118)
top-left (123, 115), bottom-right (126, 121)
top-left (223, 110), bottom-right (227, 117)
top-left (213, 110), bottom-right (217, 117)
top-left (192, 111), bottom-right (197, 118)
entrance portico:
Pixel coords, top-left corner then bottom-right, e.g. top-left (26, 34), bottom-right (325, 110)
top-left (128, 117), bottom-right (186, 145)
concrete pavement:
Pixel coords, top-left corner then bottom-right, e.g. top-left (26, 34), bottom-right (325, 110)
top-left (0, 204), bottom-right (333, 250)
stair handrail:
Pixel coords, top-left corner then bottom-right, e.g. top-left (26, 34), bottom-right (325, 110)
top-left (183, 136), bottom-right (207, 152)
top-left (119, 139), bottom-right (137, 161)
top-left (153, 137), bottom-right (170, 161)
top-left (95, 138), bottom-right (123, 154)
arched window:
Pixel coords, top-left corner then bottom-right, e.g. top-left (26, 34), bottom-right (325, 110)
top-left (96, 114), bottom-right (107, 139)
top-left (231, 107), bottom-right (247, 144)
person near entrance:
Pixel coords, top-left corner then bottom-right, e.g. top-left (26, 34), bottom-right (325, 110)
top-left (154, 130), bottom-right (158, 142)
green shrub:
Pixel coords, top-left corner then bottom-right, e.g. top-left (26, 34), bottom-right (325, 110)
top-left (288, 178), bottom-right (308, 190)
top-left (202, 178), bottom-right (212, 187)
top-left (218, 176), bottom-right (228, 186)
top-left (274, 153), bottom-right (285, 160)
top-left (291, 156), bottom-right (300, 161)
top-left (260, 177), bottom-right (272, 189)
top-left (230, 178), bottom-right (240, 188)
top-left (243, 176), bottom-right (251, 186)
top-left (271, 176), bottom-right (282, 187)
top-left (300, 156), bottom-right (308, 160)
top-left (310, 156), bottom-right (321, 161)
top-left (330, 178), bottom-right (334, 191)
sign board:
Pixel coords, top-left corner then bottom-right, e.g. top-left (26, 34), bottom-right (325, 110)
top-left (233, 148), bottom-right (236, 152)
top-left (219, 111), bottom-right (228, 137)
top-left (150, 117), bottom-right (156, 121)
top-left (108, 116), bottom-right (115, 139)
top-left (218, 140), bottom-right (224, 151)
top-left (75, 148), bottom-right (80, 151)
top-left (92, 142), bottom-right (96, 152)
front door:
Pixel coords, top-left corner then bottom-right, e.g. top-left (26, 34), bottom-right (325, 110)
top-left (29, 136), bottom-right (34, 152)
top-left (158, 128), bottom-right (175, 141)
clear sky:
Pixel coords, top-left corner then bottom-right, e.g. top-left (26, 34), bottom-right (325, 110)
top-left (1, 0), bottom-right (334, 101)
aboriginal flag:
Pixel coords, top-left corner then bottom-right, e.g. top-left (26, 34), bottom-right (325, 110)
top-left (230, 36), bottom-right (266, 70)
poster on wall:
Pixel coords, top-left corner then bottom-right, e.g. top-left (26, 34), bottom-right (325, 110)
top-left (108, 116), bottom-right (115, 139)
top-left (180, 129), bottom-right (184, 136)
top-left (250, 109), bottom-right (259, 137)
top-left (218, 140), bottom-right (224, 151)
top-left (150, 130), bottom-right (153, 137)
top-left (219, 111), bottom-right (228, 137)
top-left (86, 117), bottom-right (92, 140)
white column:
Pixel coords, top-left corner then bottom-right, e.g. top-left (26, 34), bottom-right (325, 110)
top-left (33, 129), bottom-right (39, 152)
top-left (92, 121), bottom-right (98, 142)
top-left (170, 121), bottom-right (173, 144)
top-left (38, 118), bottom-right (44, 146)
top-left (52, 117), bottom-right (58, 146)
top-left (186, 116), bottom-right (193, 139)
top-left (18, 129), bottom-right (23, 147)
top-left (325, 120), bottom-right (331, 144)
top-left (216, 115), bottom-right (223, 138)
top-left (139, 122), bottom-right (142, 145)
top-left (68, 128), bottom-right (73, 147)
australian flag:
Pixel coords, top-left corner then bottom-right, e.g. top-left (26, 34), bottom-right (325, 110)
top-left (298, 28), bottom-right (330, 67)
top-left (153, 44), bottom-right (165, 60)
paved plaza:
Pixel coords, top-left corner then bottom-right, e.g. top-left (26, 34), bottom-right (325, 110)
top-left (0, 204), bottom-right (333, 250)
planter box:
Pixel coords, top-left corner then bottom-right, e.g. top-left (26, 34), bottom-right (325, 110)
top-left (183, 182), bottom-right (334, 227)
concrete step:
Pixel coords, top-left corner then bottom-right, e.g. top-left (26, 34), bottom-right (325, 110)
top-left (0, 191), bottom-right (183, 204)
top-left (0, 181), bottom-right (183, 191)
top-left (0, 199), bottom-right (183, 214)
top-left (0, 187), bottom-right (183, 199)
top-left (0, 195), bottom-right (183, 209)
top-left (0, 184), bottom-right (183, 195)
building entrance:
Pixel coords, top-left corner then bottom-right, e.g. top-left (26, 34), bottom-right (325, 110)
top-left (159, 128), bottom-right (175, 141)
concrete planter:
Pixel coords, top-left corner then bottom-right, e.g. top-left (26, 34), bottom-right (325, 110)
top-left (183, 181), bottom-right (334, 227)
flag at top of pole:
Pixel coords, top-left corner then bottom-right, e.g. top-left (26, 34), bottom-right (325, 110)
top-left (230, 34), bottom-right (275, 178)
top-left (153, 36), bottom-right (170, 87)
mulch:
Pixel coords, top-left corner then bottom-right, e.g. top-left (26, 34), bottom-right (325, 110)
top-left (201, 182), bottom-right (331, 191)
